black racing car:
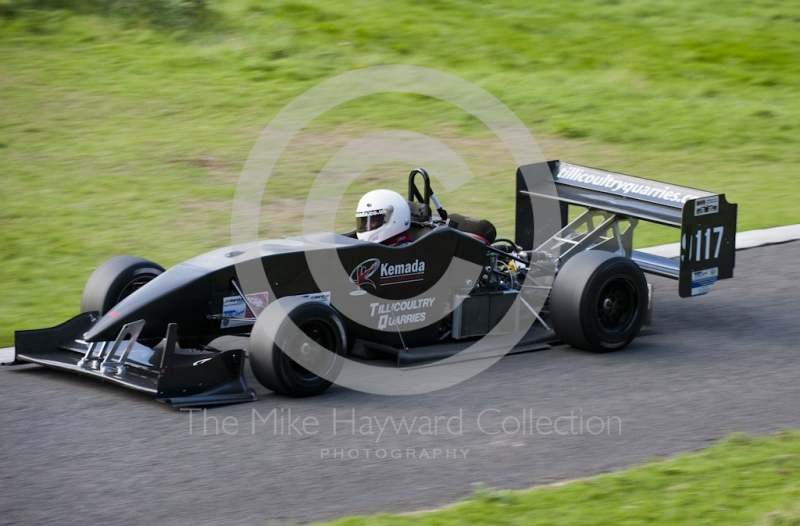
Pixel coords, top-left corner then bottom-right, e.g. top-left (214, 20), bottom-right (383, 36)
top-left (11, 161), bottom-right (737, 407)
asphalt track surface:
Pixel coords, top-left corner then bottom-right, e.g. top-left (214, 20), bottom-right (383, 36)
top-left (2, 242), bottom-right (799, 525)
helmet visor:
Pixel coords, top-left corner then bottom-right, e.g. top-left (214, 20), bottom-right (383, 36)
top-left (356, 213), bottom-right (385, 233)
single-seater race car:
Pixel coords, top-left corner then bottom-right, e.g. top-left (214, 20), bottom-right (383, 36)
top-left (10, 161), bottom-right (737, 407)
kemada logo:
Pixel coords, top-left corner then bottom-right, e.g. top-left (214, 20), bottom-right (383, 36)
top-left (349, 258), bottom-right (426, 296)
top-left (349, 258), bottom-right (380, 296)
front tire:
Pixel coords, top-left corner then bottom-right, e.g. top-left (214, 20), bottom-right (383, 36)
top-left (80, 255), bottom-right (165, 315)
top-left (550, 251), bottom-right (647, 353)
top-left (249, 297), bottom-right (347, 397)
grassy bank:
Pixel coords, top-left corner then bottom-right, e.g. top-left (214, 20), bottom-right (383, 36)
top-left (2, 0), bottom-right (799, 344)
top-left (315, 432), bottom-right (800, 526)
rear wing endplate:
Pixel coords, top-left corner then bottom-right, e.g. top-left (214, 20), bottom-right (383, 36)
top-left (515, 160), bottom-right (737, 297)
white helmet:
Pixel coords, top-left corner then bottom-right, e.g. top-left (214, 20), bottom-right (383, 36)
top-left (355, 189), bottom-right (411, 243)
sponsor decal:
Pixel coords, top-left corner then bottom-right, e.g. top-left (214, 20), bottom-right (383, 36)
top-left (221, 291), bottom-right (269, 328)
top-left (379, 260), bottom-right (426, 285)
top-left (221, 291), bottom-right (330, 327)
top-left (691, 267), bottom-right (718, 296)
top-left (694, 195), bottom-right (719, 216)
top-left (556, 165), bottom-right (702, 205)
top-left (298, 291), bottom-right (331, 303)
top-left (349, 258), bottom-right (427, 295)
top-left (349, 258), bottom-right (380, 296)
top-left (369, 297), bottom-right (436, 330)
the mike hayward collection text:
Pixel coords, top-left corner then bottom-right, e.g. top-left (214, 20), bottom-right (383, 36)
top-left (184, 408), bottom-right (622, 439)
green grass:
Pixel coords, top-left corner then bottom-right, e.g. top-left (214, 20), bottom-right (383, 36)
top-left (313, 432), bottom-right (800, 526)
top-left (2, 0), bottom-right (800, 345)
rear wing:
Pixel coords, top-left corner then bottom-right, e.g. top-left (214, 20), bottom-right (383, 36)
top-left (515, 160), bottom-right (737, 298)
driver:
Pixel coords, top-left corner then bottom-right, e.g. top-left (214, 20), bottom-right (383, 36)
top-left (355, 189), bottom-right (412, 246)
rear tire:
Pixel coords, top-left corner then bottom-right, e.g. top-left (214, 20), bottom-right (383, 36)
top-left (550, 251), bottom-right (647, 353)
top-left (249, 297), bottom-right (346, 397)
top-left (80, 256), bottom-right (165, 315)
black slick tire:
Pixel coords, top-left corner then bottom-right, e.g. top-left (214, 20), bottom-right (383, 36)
top-left (249, 297), bottom-right (346, 397)
top-left (80, 255), bottom-right (165, 315)
top-left (550, 251), bottom-right (647, 353)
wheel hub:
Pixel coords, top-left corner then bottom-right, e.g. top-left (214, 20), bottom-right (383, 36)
top-left (596, 278), bottom-right (637, 334)
top-left (603, 297), bottom-right (615, 312)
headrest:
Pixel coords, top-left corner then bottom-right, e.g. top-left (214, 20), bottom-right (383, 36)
top-left (408, 201), bottom-right (431, 224)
